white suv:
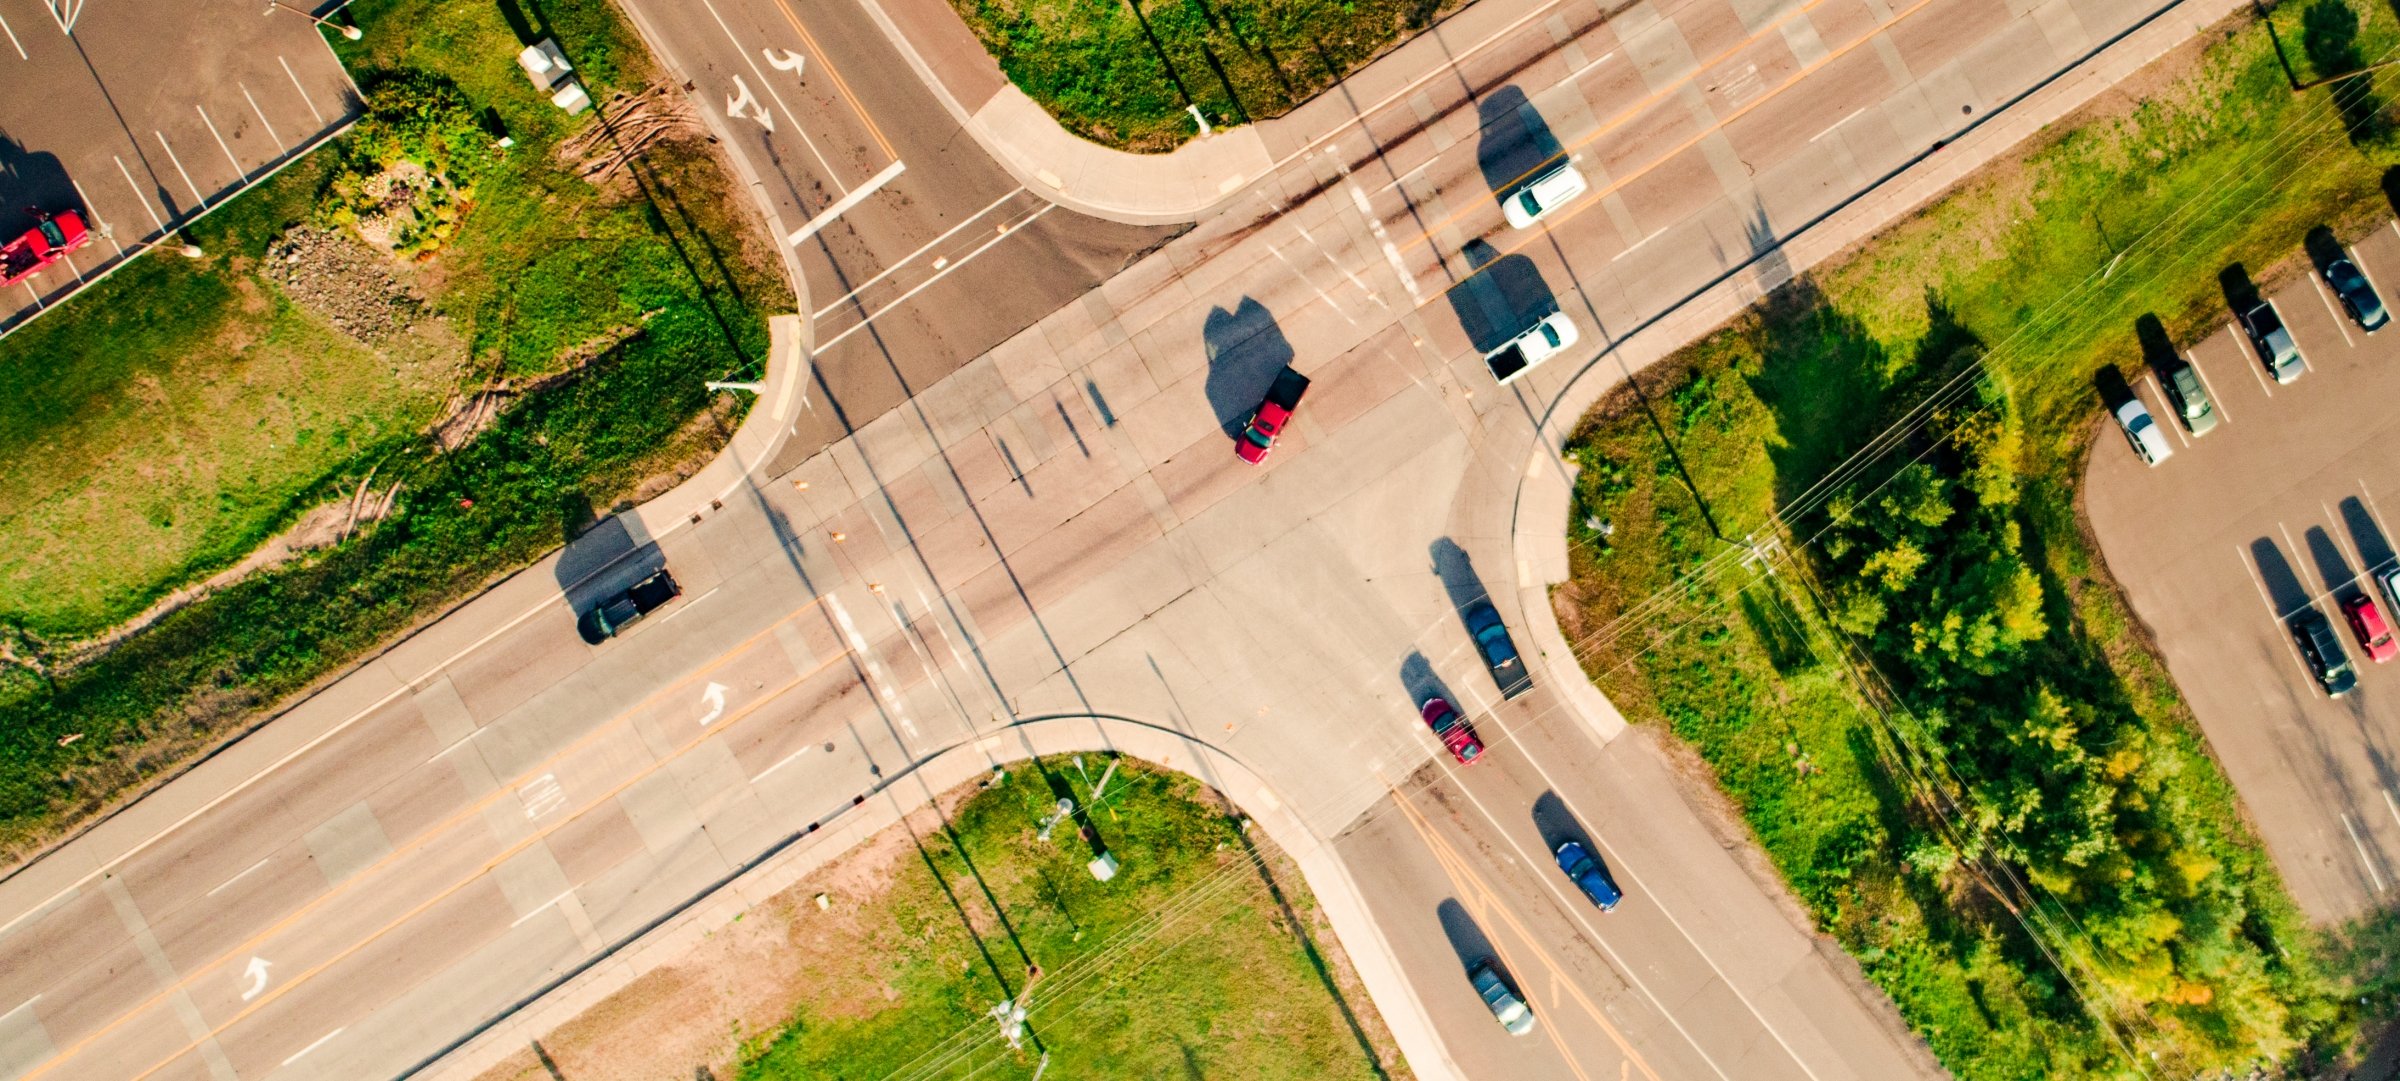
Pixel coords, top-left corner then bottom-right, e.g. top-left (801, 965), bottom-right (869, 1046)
top-left (1503, 162), bottom-right (1589, 229)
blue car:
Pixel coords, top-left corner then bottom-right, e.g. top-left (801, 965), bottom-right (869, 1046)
top-left (1464, 600), bottom-right (1533, 700)
top-left (1555, 841), bottom-right (1621, 911)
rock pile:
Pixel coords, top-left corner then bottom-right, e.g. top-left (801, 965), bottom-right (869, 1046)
top-left (266, 226), bottom-right (425, 344)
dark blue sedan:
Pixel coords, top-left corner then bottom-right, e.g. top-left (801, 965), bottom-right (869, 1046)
top-left (1555, 841), bottom-right (1622, 911)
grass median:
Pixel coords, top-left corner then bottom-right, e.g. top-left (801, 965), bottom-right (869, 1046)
top-left (0, 0), bottom-right (786, 861)
top-left (1553, 1), bottom-right (2400, 1076)
top-left (472, 756), bottom-right (1411, 1081)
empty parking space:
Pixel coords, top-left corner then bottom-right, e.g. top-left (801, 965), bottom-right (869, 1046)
top-left (0, 0), bottom-right (356, 331)
top-left (2088, 219), bottom-right (2400, 922)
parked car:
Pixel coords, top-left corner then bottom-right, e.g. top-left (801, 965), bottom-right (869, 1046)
top-left (2240, 300), bottom-right (2305, 384)
top-left (2293, 607), bottom-right (2359, 697)
top-left (1463, 600), bottom-right (1534, 699)
top-left (1420, 697), bottom-right (1485, 765)
top-left (1469, 962), bottom-right (1536, 1036)
top-left (2114, 397), bottom-right (2172, 466)
top-left (578, 569), bottom-right (682, 643)
top-left (1554, 841), bottom-right (1622, 911)
top-left (1236, 367), bottom-right (1311, 464)
top-left (2344, 593), bottom-right (2398, 663)
top-left (2379, 565), bottom-right (2400, 614)
top-left (2324, 257), bottom-right (2389, 332)
top-left (0, 210), bottom-right (89, 288)
top-left (1502, 161), bottom-right (1590, 229)
top-left (2162, 361), bottom-right (2218, 436)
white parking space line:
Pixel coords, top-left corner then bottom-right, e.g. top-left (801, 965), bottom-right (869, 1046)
top-left (2386, 788), bottom-right (2400, 835)
top-left (2342, 813), bottom-right (2386, 893)
top-left (278, 54), bottom-right (326, 126)
top-left (2362, 482), bottom-right (2400, 569)
top-left (2238, 543), bottom-right (2295, 620)
top-left (239, 83), bottom-right (288, 152)
top-left (0, 10), bottom-right (24, 59)
top-left (2312, 274), bottom-right (2355, 348)
top-left (2182, 350), bottom-right (2231, 425)
top-left (111, 156), bottom-right (166, 234)
top-left (197, 104), bottom-right (245, 176)
top-left (67, 179), bottom-right (123, 257)
top-left (2142, 374), bottom-right (2187, 448)
top-left (2234, 333), bottom-right (2275, 397)
top-left (155, 132), bottom-right (208, 211)
top-left (2323, 500), bottom-right (2371, 586)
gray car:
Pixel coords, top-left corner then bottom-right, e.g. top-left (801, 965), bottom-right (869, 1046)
top-left (2164, 361), bottom-right (2218, 435)
top-left (2240, 300), bottom-right (2304, 384)
top-left (1469, 962), bottom-right (1536, 1035)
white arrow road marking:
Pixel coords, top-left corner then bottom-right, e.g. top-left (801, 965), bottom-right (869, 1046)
top-left (725, 75), bottom-right (774, 133)
top-left (763, 48), bottom-right (806, 78)
top-left (699, 682), bottom-right (729, 726)
top-left (240, 956), bottom-right (271, 1002)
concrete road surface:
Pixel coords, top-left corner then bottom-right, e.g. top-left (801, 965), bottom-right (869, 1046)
top-left (0, 0), bottom-right (2213, 1073)
top-left (2089, 220), bottom-right (2400, 924)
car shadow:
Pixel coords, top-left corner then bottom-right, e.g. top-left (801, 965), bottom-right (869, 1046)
top-left (1430, 537), bottom-right (1492, 616)
top-left (2343, 496), bottom-right (2395, 577)
top-left (1530, 791), bottom-right (1602, 864)
top-left (1201, 297), bottom-right (1296, 441)
top-left (2307, 525), bottom-right (2362, 599)
top-left (1445, 239), bottom-right (1561, 355)
top-left (2220, 263), bottom-right (2264, 316)
top-left (2251, 537), bottom-right (2314, 616)
top-left (2304, 225), bottom-right (2349, 277)
top-left (2091, 363), bottom-right (2134, 414)
top-left (1400, 650), bottom-right (1456, 712)
top-left (2133, 313), bottom-right (2181, 374)
top-left (1435, 897), bottom-right (1499, 973)
top-left (553, 513), bottom-right (667, 614)
top-left (0, 135), bottom-right (81, 241)
top-left (1475, 85), bottom-right (1565, 199)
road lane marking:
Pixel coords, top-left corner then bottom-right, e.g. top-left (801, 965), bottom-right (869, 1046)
top-left (2182, 350), bottom-right (2230, 426)
top-left (750, 743), bottom-right (813, 783)
top-left (278, 54), bottom-right (326, 126)
top-left (785, 159), bottom-right (906, 247)
top-left (1808, 105), bottom-right (1866, 143)
top-left (652, 585), bottom-right (720, 626)
top-left (2311, 274), bottom-right (2354, 348)
top-left (519, 774), bottom-right (567, 820)
top-left (693, 0), bottom-right (841, 190)
top-left (154, 132), bottom-right (207, 210)
top-left (1, 996), bottom-right (37, 1022)
top-left (280, 1028), bottom-right (342, 1067)
top-left (813, 201), bottom-right (1053, 353)
top-left (112, 156), bottom-right (166, 234)
top-left (764, 0), bottom-right (896, 161)
top-left (196, 104), bottom-right (245, 177)
top-left (2342, 813), bottom-right (2386, 893)
top-left (508, 891), bottom-right (573, 928)
top-left (2386, 788), bottom-right (2400, 835)
top-left (809, 187), bottom-right (1027, 318)
top-left (204, 858), bottom-right (271, 898)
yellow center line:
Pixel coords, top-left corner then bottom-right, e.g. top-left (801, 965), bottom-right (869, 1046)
top-left (24, 595), bottom-right (837, 1081)
top-left (772, 0), bottom-right (898, 164)
top-left (1385, 780), bottom-right (1663, 1081)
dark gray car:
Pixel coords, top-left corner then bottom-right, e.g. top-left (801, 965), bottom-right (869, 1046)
top-left (578, 569), bottom-right (682, 643)
top-left (2164, 361), bottom-right (2218, 435)
top-left (1464, 601), bottom-right (1533, 700)
top-left (2324, 258), bottom-right (2388, 332)
top-left (2240, 301), bottom-right (2304, 384)
top-left (2293, 607), bottom-right (2358, 698)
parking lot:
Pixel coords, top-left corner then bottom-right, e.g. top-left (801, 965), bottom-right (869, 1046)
top-left (2088, 218), bottom-right (2400, 923)
top-left (0, 0), bottom-right (357, 331)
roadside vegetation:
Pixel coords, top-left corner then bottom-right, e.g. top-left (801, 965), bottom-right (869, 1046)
top-left (948, 0), bottom-right (1463, 151)
top-left (476, 756), bottom-right (1409, 1081)
top-left (1554, 1), bottom-right (2400, 1075)
top-left (0, 0), bottom-right (784, 860)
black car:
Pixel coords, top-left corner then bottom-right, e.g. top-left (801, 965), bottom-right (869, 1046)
top-left (578, 569), bottom-right (682, 643)
top-left (2324, 257), bottom-right (2389, 332)
top-left (2293, 607), bottom-right (2359, 699)
top-left (1463, 600), bottom-right (1533, 700)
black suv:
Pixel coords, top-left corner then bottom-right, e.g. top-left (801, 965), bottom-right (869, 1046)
top-left (2293, 607), bottom-right (2359, 698)
top-left (578, 569), bottom-right (682, 644)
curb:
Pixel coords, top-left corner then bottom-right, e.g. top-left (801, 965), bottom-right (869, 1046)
top-left (416, 715), bottom-right (1464, 1081)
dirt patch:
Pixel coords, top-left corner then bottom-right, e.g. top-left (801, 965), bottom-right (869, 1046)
top-left (266, 225), bottom-right (427, 344)
top-left (555, 85), bottom-right (705, 193)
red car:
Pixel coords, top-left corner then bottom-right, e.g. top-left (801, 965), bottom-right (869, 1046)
top-left (1420, 697), bottom-right (1485, 765)
top-left (2344, 593), bottom-right (2398, 663)
top-left (1236, 367), bottom-right (1311, 464)
top-left (0, 210), bottom-right (89, 288)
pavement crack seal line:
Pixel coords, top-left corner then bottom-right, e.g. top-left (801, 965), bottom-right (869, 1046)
top-left (1383, 779), bottom-right (1660, 1081)
top-left (14, 597), bottom-right (845, 1081)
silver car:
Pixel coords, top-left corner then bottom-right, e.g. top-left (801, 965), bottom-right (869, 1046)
top-left (2164, 361), bottom-right (2218, 436)
top-left (1470, 962), bottom-right (1536, 1036)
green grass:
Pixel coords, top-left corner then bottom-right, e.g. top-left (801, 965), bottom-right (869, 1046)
top-left (0, 0), bottom-right (786, 860)
top-left (736, 756), bottom-right (1409, 1081)
top-left (948, 0), bottom-right (1461, 151)
top-left (1554, 2), bottom-right (2400, 1075)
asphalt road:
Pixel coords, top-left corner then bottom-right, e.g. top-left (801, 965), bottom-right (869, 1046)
top-left (0, 0), bottom-right (2195, 1073)
top-left (2088, 219), bottom-right (2400, 925)
top-left (0, 0), bottom-right (355, 331)
top-left (613, 0), bottom-right (1177, 468)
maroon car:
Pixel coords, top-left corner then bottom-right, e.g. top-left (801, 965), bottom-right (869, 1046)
top-left (1420, 697), bottom-right (1485, 765)
top-left (0, 210), bottom-right (89, 288)
top-left (1236, 367), bottom-right (1311, 464)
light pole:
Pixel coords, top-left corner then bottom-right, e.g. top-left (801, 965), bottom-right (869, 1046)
top-left (262, 1), bottom-right (362, 40)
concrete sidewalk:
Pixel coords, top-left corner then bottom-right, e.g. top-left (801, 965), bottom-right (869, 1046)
top-left (422, 715), bottom-right (1464, 1081)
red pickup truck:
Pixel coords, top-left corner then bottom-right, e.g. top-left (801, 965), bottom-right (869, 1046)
top-left (0, 211), bottom-right (89, 288)
top-left (1236, 367), bottom-right (1311, 464)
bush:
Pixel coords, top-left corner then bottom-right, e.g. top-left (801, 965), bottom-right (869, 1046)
top-left (324, 69), bottom-right (495, 256)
